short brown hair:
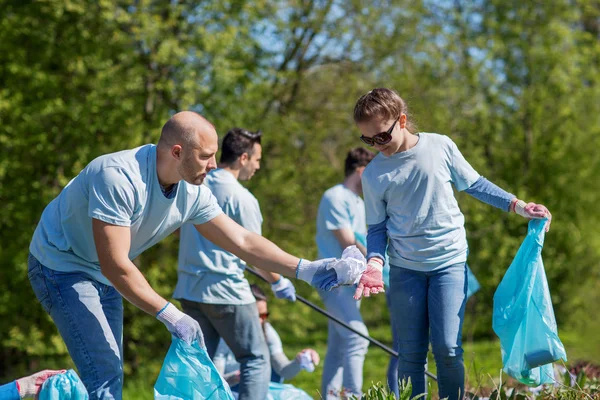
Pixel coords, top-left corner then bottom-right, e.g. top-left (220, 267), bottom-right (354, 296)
top-left (345, 147), bottom-right (375, 177)
top-left (353, 88), bottom-right (416, 132)
top-left (250, 284), bottom-right (268, 302)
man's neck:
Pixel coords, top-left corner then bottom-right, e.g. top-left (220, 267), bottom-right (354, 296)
top-left (219, 164), bottom-right (240, 180)
top-left (156, 146), bottom-right (179, 188)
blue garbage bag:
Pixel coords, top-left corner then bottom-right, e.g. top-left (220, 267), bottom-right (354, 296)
top-left (466, 265), bottom-right (480, 299)
top-left (267, 382), bottom-right (312, 400)
top-left (39, 369), bottom-right (88, 400)
top-left (154, 337), bottom-right (234, 400)
top-left (492, 219), bottom-right (567, 386)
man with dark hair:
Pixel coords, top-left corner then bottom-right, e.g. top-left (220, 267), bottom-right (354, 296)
top-left (174, 127), bottom-right (296, 400)
top-left (315, 147), bottom-right (376, 399)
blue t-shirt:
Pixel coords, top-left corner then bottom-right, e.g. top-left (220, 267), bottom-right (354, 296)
top-left (174, 169), bottom-right (263, 305)
top-left (362, 133), bottom-right (480, 271)
top-left (315, 184), bottom-right (367, 259)
top-left (29, 145), bottom-right (223, 285)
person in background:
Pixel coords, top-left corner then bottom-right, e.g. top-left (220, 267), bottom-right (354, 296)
top-left (174, 128), bottom-right (297, 400)
top-left (0, 370), bottom-right (65, 400)
top-left (315, 148), bottom-right (376, 399)
top-left (213, 284), bottom-right (319, 389)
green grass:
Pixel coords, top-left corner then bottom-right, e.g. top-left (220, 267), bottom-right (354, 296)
top-left (123, 332), bottom-right (599, 400)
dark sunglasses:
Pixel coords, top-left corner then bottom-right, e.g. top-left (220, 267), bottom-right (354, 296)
top-left (359, 119), bottom-right (397, 147)
top-left (259, 312), bottom-right (270, 320)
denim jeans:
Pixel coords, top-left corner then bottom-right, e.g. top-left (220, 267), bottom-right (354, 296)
top-left (319, 286), bottom-right (369, 399)
top-left (389, 263), bottom-right (467, 400)
top-left (27, 254), bottom-right (124, 399)
top-left (385, 291), bottom-right (400, 397)
top-left (179, 299), bottom-right (270, 400)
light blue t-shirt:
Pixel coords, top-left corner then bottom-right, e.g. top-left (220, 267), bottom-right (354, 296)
top-left (30, 144), bottom-right (223, 285)
top-left (362, 133), bottom-right (480, 271)
top-left (174, 168), bottom-right (263, 305)
top-left (315, 184), bottom-right (367, 259)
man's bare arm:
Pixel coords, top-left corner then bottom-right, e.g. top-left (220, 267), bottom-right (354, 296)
top-left (92, 219), bottom-right (168, 315)
top-left (195, 214), bottom-right (299, 277)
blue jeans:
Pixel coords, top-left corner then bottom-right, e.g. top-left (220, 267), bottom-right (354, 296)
top-left (180, 299), bottom-right (270, 400)
top-left (385, 291), bottom-right (430, 398)
top-left (386, 291), bottom-right (400, 397)
top-left (389, 263), bottom-right (467, 400)
top-left (27, 254), bottom-right (124, 399)
top-left (319, 286), bottom-right (369, 399)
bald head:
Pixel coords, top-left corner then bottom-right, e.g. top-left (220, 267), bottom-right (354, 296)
top-left (155, 111), bottom-right (219, 186)
top-left (158, 111), bottom-right (216, 149)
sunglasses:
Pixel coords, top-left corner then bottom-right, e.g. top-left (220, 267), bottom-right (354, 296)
top-left (359, 119), bottom-right (397, 147)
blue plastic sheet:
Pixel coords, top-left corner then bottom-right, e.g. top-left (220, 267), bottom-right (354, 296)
top-left (39, 369), bottom-right (88, 400)
top-left (230, 382), bottom-right (312, 400)
top-left (493, 219), bottom-right (567, 386)
top-left (154, 337), bottom-right (234, 400)
top-left (267, 382), bottom-right (312, 400)
top-left (466, 265), bottom-right (480, 299)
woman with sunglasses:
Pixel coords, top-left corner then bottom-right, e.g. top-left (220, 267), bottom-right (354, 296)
top-left (352, 88), bottom-right (551, 400)
top-left (213, 285), bottom-right (319, 393)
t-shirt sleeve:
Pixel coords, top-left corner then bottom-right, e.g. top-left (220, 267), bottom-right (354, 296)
top-left (448, 138), bottom-right (480, 191)
top-left (320, 192), bottom-right (352, 231)
top-left (188, 186), bottom-right (224, 225)
top-left (235, 195), bottom-right (263, 235)
top-left (264, 322), bottom-right (284, 356)
top-left (88, 167), bottom-right (136, 226)
top-left (362, 171), bottom-right (387, 225)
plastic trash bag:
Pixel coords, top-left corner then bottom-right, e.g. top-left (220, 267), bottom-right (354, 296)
top-left (39, 369), bottom-right (88, 400)
top-left (492, 219), bottom-right (567, 386)
top-left (267, 382), bottom-right (313, 400)
top-left (230, 382), bottom-right (312, 400)
top-left (154, 337), bottom-right (234, 400)
top-left (466, 265), bottom-right (480, 299)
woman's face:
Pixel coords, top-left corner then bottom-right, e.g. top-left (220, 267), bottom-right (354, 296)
top-left (357, 114), bottom-right (406, 156)
top-left (257, 300), bottom-right (268, 325)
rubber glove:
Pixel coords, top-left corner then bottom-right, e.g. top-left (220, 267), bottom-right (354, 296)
top-left (157, 302), bottom-right (205, 347)
top-left (271, 277), bottom-right (297, 301)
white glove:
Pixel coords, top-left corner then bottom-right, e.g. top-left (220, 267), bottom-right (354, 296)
top-left (271, 277), bottom-right (296, 301)
top-left (157, 302), bottom-right (205, 347)
top-left (296, 246), bottom-right (366, 291)
top-left (296, 349), bottom-right (319, 372)
top-left (16, 369), bottom-right (65, 398)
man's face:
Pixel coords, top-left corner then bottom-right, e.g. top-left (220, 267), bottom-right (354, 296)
top-left (177, 132), bottom-right (218, 185)
top-left (238, 143), bottom-right (262, 181)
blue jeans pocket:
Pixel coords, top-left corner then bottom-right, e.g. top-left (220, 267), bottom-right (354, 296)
top-left (28, 254), bottom-right (53, 314)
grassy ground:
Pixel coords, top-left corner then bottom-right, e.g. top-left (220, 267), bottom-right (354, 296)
top-left (122, 328), bottom-right (599, 399)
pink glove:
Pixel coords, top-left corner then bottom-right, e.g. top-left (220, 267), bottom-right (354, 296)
top-left (511, 199), bottom-right (552, 232)
top-left (16, 369), bottom-right (66, 398)
top-left (354, 258), bottom-right (385, 300)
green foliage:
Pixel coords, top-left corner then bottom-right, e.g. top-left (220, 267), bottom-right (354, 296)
top-left (1, 0), bottom-right (599, 396)
top-left (352, 378), bottom-right (434, 400)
